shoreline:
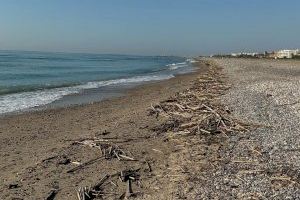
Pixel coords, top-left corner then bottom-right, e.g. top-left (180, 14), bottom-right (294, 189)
top-left (0, 52), bottom-right (193, 117)
top-left (0, 63), bottom-right (197, 118)
top-left (0, 61), bottom-right (208, 199)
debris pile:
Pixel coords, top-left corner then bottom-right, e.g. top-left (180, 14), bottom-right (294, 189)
top-left (149, 64), bottom-right (249, 137)
top-left (74, 139), bottom-right (135, 161)
top-left (65, 138), bottom-right (144, 199)
top-left (77, 169), bottom-right (141, 200)
top-left (147, 61), bottom-right (257, 198)
top-left (77, 175), bottom-right (110, 200)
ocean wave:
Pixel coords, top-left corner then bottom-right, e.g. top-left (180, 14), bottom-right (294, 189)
top-left (167, 58), bottom-right (197, 70)
top-left (78, 74), bottom-right (174, 89)
top-left (186, 58), bottom-right (198, 63)
top-left (167, 62), bottom-right (188, 70)
top-left (0, 82), bottom-right (79, 96)
top-left (0, 74), bottom-right (174, 114)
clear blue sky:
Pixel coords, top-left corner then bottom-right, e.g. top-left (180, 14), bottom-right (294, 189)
top-left (0, 0), bottom-right (299, 56)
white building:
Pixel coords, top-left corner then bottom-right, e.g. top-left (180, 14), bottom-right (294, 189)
top-left (275, 49), bottom-right (299, 59)
top-left (231, 52), bottom-right (259, 57)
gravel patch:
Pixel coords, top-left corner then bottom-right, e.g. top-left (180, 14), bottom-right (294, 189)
top-left (201, 58), bottom-right (300, 199)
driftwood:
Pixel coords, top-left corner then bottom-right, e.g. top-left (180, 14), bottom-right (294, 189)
top-left (67, 157), bottom-right (104, 173)
top-left (125, 180), bottom-right (133, 198)
top-left (146, 161), bottom-right (152, 172)
top-left (76, 169), bottom-right (140, 200)
top-left (76, 174), bottom-right (110, 200)
top-left (120, 169), bottom-right (140, 199)
top-left (148, 65), bottom-right (250, 137)
top-left (119, 169), bottom-right (140, 182)
top-left (45, 189), bottom-right (59, 200)
top-left (74, 139), bottom-right (136, 161)
top-left (69, 62), bottom-right (252, 200)
top-left (94, 175), bottom-right (110, 190)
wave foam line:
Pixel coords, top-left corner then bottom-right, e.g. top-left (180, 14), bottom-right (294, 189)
top-left (0, 74), bottom-right (174, 114)
top-left (166, 58), bottom-right (197, 70)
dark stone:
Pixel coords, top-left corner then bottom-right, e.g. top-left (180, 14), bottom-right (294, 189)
top-left (8, 183), bottom-right (20, 189)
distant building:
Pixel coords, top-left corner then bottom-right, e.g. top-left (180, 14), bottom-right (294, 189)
top-left (230, 52), bottom-right (259, 57)
top-left (275, 49), bottom-right (299, 59)
top-left (267, 51), bottom-right (277, 59)
top-left (214, 49), bottom-right (300, 59)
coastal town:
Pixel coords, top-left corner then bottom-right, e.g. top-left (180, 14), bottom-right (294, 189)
top-left (212, 49), bottom-right (300, 59)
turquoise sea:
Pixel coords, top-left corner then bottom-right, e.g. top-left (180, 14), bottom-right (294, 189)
top-left (0, 50), bottom-right (196, 114)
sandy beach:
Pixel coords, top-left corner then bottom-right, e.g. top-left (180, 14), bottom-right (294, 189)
top-left (1, 58), bottom-right (300, 199)
top-left (0, 61), bottom-right (208, 199)
top-left (1, 0), bottom-right (299, 199)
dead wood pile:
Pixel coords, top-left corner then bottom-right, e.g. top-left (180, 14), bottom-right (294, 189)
top-left (77, 169), bottom-right (140, 200)
top-left (74, 139), bottom-right (135, 161)
top-left (149, 64), bottom-right (249, 137)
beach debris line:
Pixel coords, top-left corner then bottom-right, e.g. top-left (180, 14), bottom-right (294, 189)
top-left (148, 63), bottom-right (250, 137)
top-left (74, 60), bottom-right (251, 199)
top-left (146, 61), bottom-right (257, 198)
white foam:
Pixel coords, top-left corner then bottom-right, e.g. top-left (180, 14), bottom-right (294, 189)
top-left (0, 74), bottom-right (174, 114)
top-left (167, 59), bottom-right (197, 70)
top-left (186, 58), bottom-right (198, 63)
top-left (167, 62), bottom-right (188, 70)
top-left (78, 74), bottom-right (174, 89)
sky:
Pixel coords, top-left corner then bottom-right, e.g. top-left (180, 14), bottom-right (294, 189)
top-left (0, 0), bottom-right (299, 56)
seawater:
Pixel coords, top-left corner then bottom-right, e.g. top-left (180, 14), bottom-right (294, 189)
top-left (0, 50), bottom-right (196, 114)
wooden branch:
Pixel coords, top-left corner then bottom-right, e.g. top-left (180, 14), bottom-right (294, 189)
top-left (125, 180), bottom-right (133, 198)
top-left (67, 157), bottom-right (104, 173)
top-left (46, 189), bottom-right (59, 200)
top-left (94, 174), bottom-right (110, 189)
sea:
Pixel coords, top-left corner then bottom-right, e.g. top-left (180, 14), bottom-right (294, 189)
top-left (0, 50), bottom-right (197, 115)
